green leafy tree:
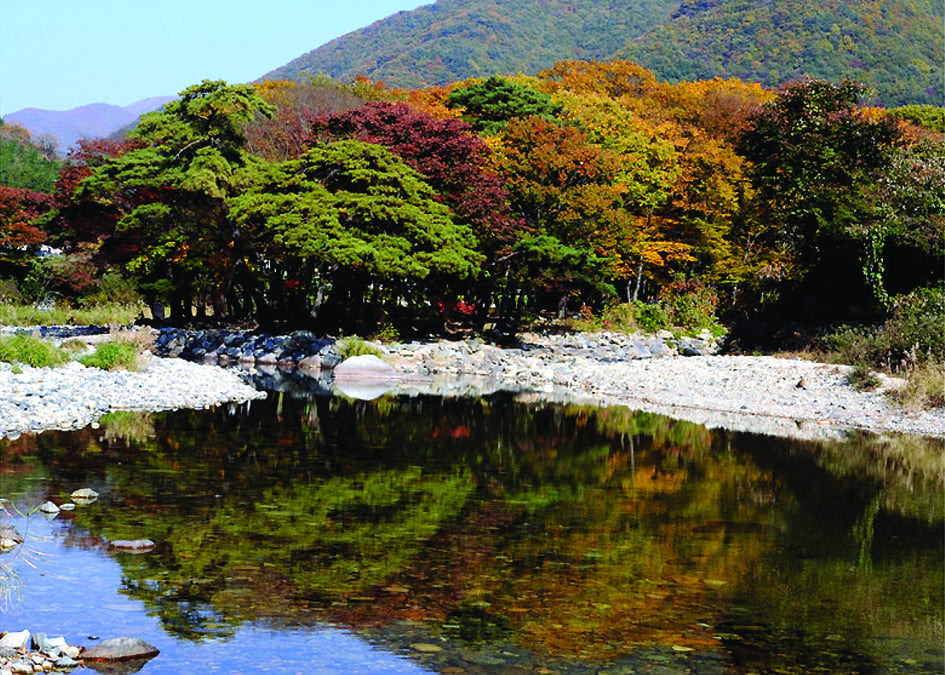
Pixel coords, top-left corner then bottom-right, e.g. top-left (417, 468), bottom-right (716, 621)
top-left (72, 81), bottom-right (274, 319)
top-left (230, 139), bottom-right (482, 331)
top-left (738, 78), bottom-right (901, 318)
top-left (446, 76), bottom-right (563, 134)
top-left (0, 122), bottom-right (60, 192)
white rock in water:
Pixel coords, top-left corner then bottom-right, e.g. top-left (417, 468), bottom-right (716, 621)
top-left (334, 354), bottom-right (399, 380)
top-left (0, 629), bottom-right (30, 650)
top-left (38, 500), bottom-right (60, 514)
top-left (71, 488), bottom-right (99, 500)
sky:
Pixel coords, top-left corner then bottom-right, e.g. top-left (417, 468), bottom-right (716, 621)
top-left (0, 0), bottom-right (428, 117)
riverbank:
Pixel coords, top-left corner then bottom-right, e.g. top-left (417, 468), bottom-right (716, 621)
top-left (0, 353), bottom-right (265, 439)
top-left (1, 328), bottom-right (942, 441)
top-left (377, 332), bottom-right (945, 441)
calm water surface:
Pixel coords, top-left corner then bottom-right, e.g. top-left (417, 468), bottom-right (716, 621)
top-left (0, 383), bottom-right (942, 674)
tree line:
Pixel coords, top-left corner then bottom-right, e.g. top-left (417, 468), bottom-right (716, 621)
top-left (0, 60), bottom-right (942, 344)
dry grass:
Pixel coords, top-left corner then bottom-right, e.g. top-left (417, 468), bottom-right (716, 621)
top-left (890, 361), bottom-right (945, 411)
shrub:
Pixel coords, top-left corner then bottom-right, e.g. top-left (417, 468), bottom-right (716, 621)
top-left (0, 302), bottom-right (143, 327)
top-left (846, 364), bottom-right (882, 391)
top-left (79, 273), bottom-right (143, 308)
top-left (598, 303), bottom-right (638, 332)
top-left (659, 279), bottom-right (721, 333)
top-left (371, 323), bottom-right (401, 344)
top-left (824, 287), bottom-right (944, 371)
top-left (77, 340), bottom-right (141, 371)
top-left (0, 334), bottom-right (69, 368)
top-left (0, 279), bottom-right (24, 304)
top-left (335, 336), bottom-right (383, 359)
top-left (631, 301), bottom-right (670, 333)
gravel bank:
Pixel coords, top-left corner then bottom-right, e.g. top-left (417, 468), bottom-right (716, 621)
top-left (0, 353), bottom-right (265, 439)
top-left (1, 328), bottom-right (941, 442)
top-left (380, 333), bottom-right (945, 441)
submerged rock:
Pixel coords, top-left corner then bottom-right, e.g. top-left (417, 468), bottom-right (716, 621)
top-left (108, 539), bottom-right (156, 552)
top-left (0, 525), bottom-right (24, 551)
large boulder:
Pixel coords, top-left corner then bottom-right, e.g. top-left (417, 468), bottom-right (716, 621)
top-left (81, 637), bottom-right (159, 662)
top-left (333, 354), bottom-right (400, 400)
top-left (333, 354), bottom-right (399, 380)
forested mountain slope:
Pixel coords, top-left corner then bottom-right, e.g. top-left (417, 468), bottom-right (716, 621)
top-left (262, 0), bottom-right (943, 106)
top-left (263, 0), bottom-right (679, 88)
top-left (620, 0), bottom-right (943, 106)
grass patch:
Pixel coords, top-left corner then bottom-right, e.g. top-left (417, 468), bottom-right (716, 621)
top-left (77, 340), bottom-right (141, 371)
top-left (0, 334), bottom-right (69, 368)
top-left (0, 302), bottom-right (143, 327)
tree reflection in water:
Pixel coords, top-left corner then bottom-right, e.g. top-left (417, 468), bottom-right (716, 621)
top-left (0, 391), bottom-right (941, 673)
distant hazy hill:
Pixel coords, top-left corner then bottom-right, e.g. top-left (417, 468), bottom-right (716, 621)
top-left (5, 96), bottom-right (174, 154)
top-left (262, 0), bottom-right (943, 106)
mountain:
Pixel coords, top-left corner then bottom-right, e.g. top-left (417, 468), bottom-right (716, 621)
top-left (263, 0), bottom-right (680, 87)
top-left (619, 0), bottom-right (944, 107)
top-left (262, 0), bottom-right (943, 106)
top-left (4, 97), bottom-right (175, 155)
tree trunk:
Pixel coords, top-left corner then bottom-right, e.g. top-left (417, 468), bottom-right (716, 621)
top-left (632, 256), bottom-right (644, 302)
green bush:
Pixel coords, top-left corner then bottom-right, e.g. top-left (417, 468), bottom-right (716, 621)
top-left (659, 279), bottom-right (722, 333)
top-left (824, 287), bottom-right (944, 370)
top-left (631, 301), bottom-right (670, 333)
top-left (77, 340), bottom-right (141, 371)
top-left (0, 279), bottom-right (24, 304)
top-left (79, 273), bottom-right (143, 308)
top-left (371, 323), bottom-right (401, 344)
top-left (335, 336), bottom-right (383, 359)
top-left (598, 303), bottom-right (638, 332)
top-left (891, 362), bottom-right (945, 410)
top-left (846, 364), bottom-right (882, 391)
top-left (0, 334), bottom-right (69, 368)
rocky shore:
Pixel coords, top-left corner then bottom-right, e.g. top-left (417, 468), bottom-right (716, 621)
top-left (383, 332), bottom-right (944, 440)
top-left (1, 326), bottom-right (943, 441)
top-left (0, 352), bottom-right (265, 439)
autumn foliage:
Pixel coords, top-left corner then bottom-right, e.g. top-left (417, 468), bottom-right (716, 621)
top-left (0, 62), bottom-right (939, 341)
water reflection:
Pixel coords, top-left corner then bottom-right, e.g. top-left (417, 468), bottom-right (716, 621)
top-left (0, 391), bottom-right (942, 674)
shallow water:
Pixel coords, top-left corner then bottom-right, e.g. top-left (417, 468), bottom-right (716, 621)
top-left (1, 387), bottom-right (942, 674)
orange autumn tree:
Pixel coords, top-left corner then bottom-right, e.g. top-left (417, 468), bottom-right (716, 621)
top-left (535, 61), bottom-right (781, 306)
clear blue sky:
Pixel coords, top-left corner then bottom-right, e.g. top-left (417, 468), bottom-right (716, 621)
top-left (0, 0), bottom-right (427, 116)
